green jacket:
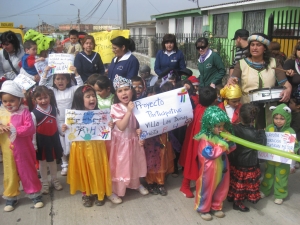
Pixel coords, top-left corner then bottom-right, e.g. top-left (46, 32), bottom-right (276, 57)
top-left (198, 51), bottom-right (226, 87)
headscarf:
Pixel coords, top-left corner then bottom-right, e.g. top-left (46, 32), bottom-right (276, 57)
top-left (248, 34), bottom-right (270, 46)
top-left (220, 85), bottom-right (242, 106)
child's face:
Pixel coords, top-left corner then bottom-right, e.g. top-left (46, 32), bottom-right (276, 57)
top-left (227, 98), bottom-right (241, 108)
top-left (26, 45), bottom-right (37, 55)
top-left (35, 94), bottom-right (50, 110)
top-left (69, 35), bottom-right (79, 44)
top-left (289, 99), bottom-right (300, 112)
top-left (83, 90), bottom-right (97, 110)
top-left (132, 81), bottom-right (144, 98)
top-left (213, 122), bottom-right (225, 135)
top-left (1, 93), bottom-right (21, 112)
top-left (83, 39), bottom-right (94, 53)
top-left (93, 84), bottom-right (111, 99)
top-left (193, 85), bottom-right (199, 92)
top-left (273, 114), bottom-right (286, 128)
top-left (116, 86), bottom-right (133, 105)
top-left (54, 74), bottom-right (69, 91)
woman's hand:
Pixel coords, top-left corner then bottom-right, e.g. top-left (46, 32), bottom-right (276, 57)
top-left (61, 124), bottom-right (68, 132)
top-left (210, 83), bottom-right (216, 88)
top-left (227, 77), bottom-right (238, 86)
top-left (286, 69), bottom-right (295, 77)
top-left (279, 88), bottom-right (291, 102)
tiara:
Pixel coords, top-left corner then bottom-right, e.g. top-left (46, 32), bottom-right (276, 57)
top-left (113, 75), bottom-right (132, 90)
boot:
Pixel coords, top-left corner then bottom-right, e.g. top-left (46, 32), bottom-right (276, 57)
top-left (180, 177), bottom-right (194, 198)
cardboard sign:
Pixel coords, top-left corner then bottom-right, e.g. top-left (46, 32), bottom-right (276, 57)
top-left (48, 53), bottom-right (74, 74)
top-left (258, 132), bottom-right (296, 164)
top-left (65, 109), bottom-right (111, 142)
top-left (35, 59), bottom-right (54, 77)
top-left (133, 88), bottom-right (193, 140)
top-left (13, 74), bottom-right (36, 90)
top-left (91, 30), bottom-right (130, 64)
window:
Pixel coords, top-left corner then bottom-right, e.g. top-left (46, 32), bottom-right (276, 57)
top-left (176, 18), bottom-right (184, 34)
top-left (193, 16), bottom-right (203, 35)
top-left (132, 28), bottom-right (135, 36)
top-left (139, 28), bottom-right (142, 36)
top-left (213, 14), bottom-right (229, 37)
top-left (243, 10), bottom-right (265, 35)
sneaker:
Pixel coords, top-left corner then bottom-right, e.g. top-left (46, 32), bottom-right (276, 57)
top-left (212, 210), bottom-right (225, 218)
top-left (200, 213), bottom-right (212, 221)
top-left (42, 182), bottom-right (50, 195)
top-left (61, 168), bottom-right (68, 176)
top-left (32, 196), bottom-right (44, 208)
top-left (157, 185), bottom-right (167, 196)
top-left (4, 200), bottom-right (18, 212)
top-left (107, 193), bottom-right (122, 204)
top-left (274, 199), bottom-right (283, 205)
top-left (138, 185), bottom-right (149, 195)
top-left (148, 184), bottom-right (159, 195)
top-left (82, 195), bottom-right (93, 207)
top-left (260, 191), bottom-right (266, 199)
top-left (52, 179), bottom-right (63, 191)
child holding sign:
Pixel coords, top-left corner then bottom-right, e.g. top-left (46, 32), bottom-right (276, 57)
top-left (260, 104), bottom-right (299, 205)
top-left (109, 75), bottom-right (148, 201)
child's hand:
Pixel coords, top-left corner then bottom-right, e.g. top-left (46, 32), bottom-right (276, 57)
top-left (136, 129), bottom-right (142, 136)
top-left (108, 121), bottom-right (114, 129)
top-left (44, 66), bottom-right (51, 72)
top-left (127, 101), bottom-right (135, 112)
top-left (69, 66), bottom-right (78, 76)
top-left (34, 75), bottom-right (40, 82)
top-left (0, 124), bottom-right (10, 133)
top-left (139, 139), bottom-right (145, 147)
top-left (61, 124), bottom-right (68, 132)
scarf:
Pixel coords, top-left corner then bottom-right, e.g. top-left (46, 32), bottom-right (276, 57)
top-left (199, 49), bottom-right (212, 63)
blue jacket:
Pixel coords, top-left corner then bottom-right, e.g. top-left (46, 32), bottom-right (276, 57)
top-left (74, 51), bottom-right (105, 82)
top-left (108, 52), bottom-right (139, 81)
top-left (154, 50), bottom-right (186, 76)
top-left (22, 54), bottom-right (37, 75)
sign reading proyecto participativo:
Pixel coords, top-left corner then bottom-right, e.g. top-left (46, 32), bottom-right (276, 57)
top-left (134, 88), bottom-right (193, 140)
top-left (65, 109), bottom-right (111, 142)
top-left (48, 53), bottom-right (74, 74)
top-left (258, 132), bottom-right (296, 164)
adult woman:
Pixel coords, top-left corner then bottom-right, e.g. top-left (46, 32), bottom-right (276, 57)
top-left (154, 34), bottom-right (186, 76)
top-left (74, 35), bottom-right (105, 82)
top-left (195, 38), bottom-right (226, 88)
top-left (283, 42), bottom-right (300, 95)
top-left (0, 31), bottom-right (24, 80)
top-left (107, 36), bottom-right (139, 81)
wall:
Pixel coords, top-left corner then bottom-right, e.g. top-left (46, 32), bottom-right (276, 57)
top-left (146, 28), bottom-right (156, 36)
top-left (156, 20), bottom-right (168, 33)
top-left (169, 18), bottom-right (176, 33)
top-left (183, 17), bottom-right (192, 33)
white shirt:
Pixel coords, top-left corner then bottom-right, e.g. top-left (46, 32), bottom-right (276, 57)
top-left (0, 48), bottom-right (24, 79)
top-left (225, 104), bottom-right (235, 122)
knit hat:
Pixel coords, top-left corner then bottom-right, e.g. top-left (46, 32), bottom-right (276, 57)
top-left (113, 75), bottom-right (132, 90)
top-left (0, 80), bottom-right (24, 98)
top-left (248, 34), bottom-right (270, 46)
top-left (188, 76), bottom-right (199, 85)
top-left (220, 85), bottom-right (242, 106)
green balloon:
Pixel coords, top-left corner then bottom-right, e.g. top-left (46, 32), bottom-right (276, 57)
top-left (220, 132), bottom-right (300, 162)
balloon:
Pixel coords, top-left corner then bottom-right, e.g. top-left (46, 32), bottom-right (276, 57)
top-left (220, 132), bottom-right (300, 162)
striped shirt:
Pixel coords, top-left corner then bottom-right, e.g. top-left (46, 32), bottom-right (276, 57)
top-left (230, 47), bottom-right (248, 69)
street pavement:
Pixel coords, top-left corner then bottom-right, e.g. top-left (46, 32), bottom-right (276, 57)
top-left (1, 164), bottom-right (300, 225)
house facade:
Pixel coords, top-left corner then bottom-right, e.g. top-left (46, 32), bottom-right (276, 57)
top-left (127, 21), bottom-right (156, 36)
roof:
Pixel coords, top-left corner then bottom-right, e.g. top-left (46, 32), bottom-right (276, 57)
top-left (201, 0), bottom-right (276, 10)
top-left (127, 21), bottom-right (156, 27)
top-left (151, 8), bottom-right (201, 20)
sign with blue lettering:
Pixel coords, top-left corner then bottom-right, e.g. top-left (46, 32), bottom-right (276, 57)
top-left (133, 88), bottom-right (193, 139)
top-left (258, 132), bottom-right (296, 164)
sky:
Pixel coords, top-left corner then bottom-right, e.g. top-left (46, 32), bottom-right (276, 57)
top-left (0, 0), bottom-right (233, 28)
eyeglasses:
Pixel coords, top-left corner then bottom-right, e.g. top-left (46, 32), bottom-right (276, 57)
top-left (196, 45), bottom-right (207, 50)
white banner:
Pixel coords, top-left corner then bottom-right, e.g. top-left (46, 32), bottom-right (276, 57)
top-left (65, 109), bottom-right (111, 142)
top-left (134, 88), bottom-right (193, 139)
top-left (48, 53), bottom-right (74, 74)
top-left (258, 132), bottom-right (296, 164)
top-left (35, 59), bottom-right (54, 77)
top-left (14, 74), bottom-right (36, 90)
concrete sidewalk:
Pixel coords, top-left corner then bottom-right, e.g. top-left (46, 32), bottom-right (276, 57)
top-left (1, 164), bottom-right (300, 225)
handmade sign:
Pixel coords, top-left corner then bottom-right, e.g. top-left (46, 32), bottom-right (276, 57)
top-left (91, 30), bottom-right (130, 64)
top-left (14, 74), bottom-right (36, 90)
top-left (134, 88), bottom-right (193, 140)
top-left (65, 109), bottom-right (111, 142)
top-left (258, 132), bottom-right (296, 164)
top-left (35, 59), bottom-right (53, 77)
top-left (48, 53), bottom-right (74, 74)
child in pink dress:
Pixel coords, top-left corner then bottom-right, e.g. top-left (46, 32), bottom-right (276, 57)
top-left (0, 81), bottom-right (43, 212)
top-left (109, 75), bottom-right (148, 202)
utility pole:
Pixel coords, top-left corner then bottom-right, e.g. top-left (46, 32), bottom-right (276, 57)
top-left (77, 8), bottom-right (80, 31)
top-left (121, 0), bottom-right (127, 29)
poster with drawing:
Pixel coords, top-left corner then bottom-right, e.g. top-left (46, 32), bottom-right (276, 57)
top-left (48, 53), bottom-right (74, 74)
top-left (14, 74), bottom-right (36, 90)
top-left (65, 109), bottom-right (111, 142)
top-left (133, 88), bottom-right (193, 140)
top-left (35, 59), bottom-right (54, 77)
top-left (258, 132), bottom-right (296, 164)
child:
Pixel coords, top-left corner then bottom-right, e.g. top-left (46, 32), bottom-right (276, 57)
top-left (194, 106), bottom-right (236, 221)
top-left (0, 81), bottom-right (43, 212)
top-left (139, 65), bottom-right (158, 88)
top-left (63, 85), bottom-right (114, 207)
top-left (39, 66), bottom-right (83, 176)
top-left (188, 75), bottom-right (200, 93)
top-left (219, 85), bottom-right (242, 124)
top-left (29, 86), bottom-right (64, 195)
top-left (65, 29), bottom-right (82, 55)
top-left (93, 76), bottom-right (114, 110)
top-left (131, 76), bottom-right (146, 99)
top-left (227, 104), bottom-right (266, 212)
top-left (110, 75), bottom-right (148, 200)
top-left (20, 40), bottom-right (45, 82)
top-left (179, 86), bottom-right (217, 198)
top-left (260, 104), bottom-right (299, 205)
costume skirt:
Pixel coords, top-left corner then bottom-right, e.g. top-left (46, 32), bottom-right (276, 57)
top-left (67, 141), bottom-right (112, 200)
top-left (227, 165), bottom-right (261, 203)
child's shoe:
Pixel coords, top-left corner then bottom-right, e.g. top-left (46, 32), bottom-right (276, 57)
top-left (32, 195), bottom-right (44, 208)
top-left (42, 182), bottom-right (50, 195)
top-left (52, 179), bottom-right (63, 191)
top-left (148, 184), bottom-right (159, 195)
top-left (274, 199), bottom-right (283, 205)
top-left (107, 193), bottom-right (122, 204)
top-left (138, 185), bottom-right (149, 195)
top-left (61, 168), bottom-right (68, 176)
top-left (212, 210), bottom-right (225, 218)
top-left (157, 185), bottom-right (167, 196)
top-left (4, 200), bottom-right (18, 212)
top-left (82, 195), bottom-right (93, 207)
top-left (200, 213), bottom-right (212, 221)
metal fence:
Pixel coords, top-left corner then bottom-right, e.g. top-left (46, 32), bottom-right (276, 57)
top-left (130, 35), bottom-right (154, 56)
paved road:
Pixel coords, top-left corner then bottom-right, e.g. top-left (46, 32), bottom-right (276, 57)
top-left (1, 164), bottom-right (300, 225)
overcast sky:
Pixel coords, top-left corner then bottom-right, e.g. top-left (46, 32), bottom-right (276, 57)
top-left (0, 0), bottom-right (233, 28)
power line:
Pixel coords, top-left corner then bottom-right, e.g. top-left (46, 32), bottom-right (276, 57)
top-left (81, 0), bottom-right (104, 22)
top-left (147, 0), bottom-right (160, 13)
top-left (95, 0), bottom-right (114, 24)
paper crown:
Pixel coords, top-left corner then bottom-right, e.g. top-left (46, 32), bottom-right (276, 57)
top-left (113, 75), bottom-right (132, 90)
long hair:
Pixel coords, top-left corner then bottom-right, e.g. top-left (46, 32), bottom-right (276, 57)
top-left (0, 31), bottom-right (21, 55)
top-left (289, 42), bottom-right (300, 60)
top-left (95, 75), bottom-right (115, 94)
top-left (111, 36), bottom-right (136, 52)
top-left (71, 85), bottom-right (99, 110)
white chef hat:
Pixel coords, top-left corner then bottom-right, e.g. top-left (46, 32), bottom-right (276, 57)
top-left (0, 80), bottom-right (24, 98)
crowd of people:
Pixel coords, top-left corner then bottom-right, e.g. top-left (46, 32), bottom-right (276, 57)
top-left (0, 28), bottom-right (300, 221)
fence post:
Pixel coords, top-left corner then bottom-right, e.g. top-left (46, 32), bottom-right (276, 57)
top-left (268, 13), bottom-right (274, 41)
top-left (148, 36), bottom-right (156, 58)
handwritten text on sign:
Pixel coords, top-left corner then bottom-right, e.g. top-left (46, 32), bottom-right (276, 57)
top-left (134, 88), bottom-right (193, 139)
top-left (35, 59), bottom-right (53, 77)
top-left (48, 53), bottom-right (74, 74)
top-left (258, 132), bottom-right (296, 164)
top-left (14, 74), bottom-right (36, 90)
top-left (65, 109), bottom-right (111, 142)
